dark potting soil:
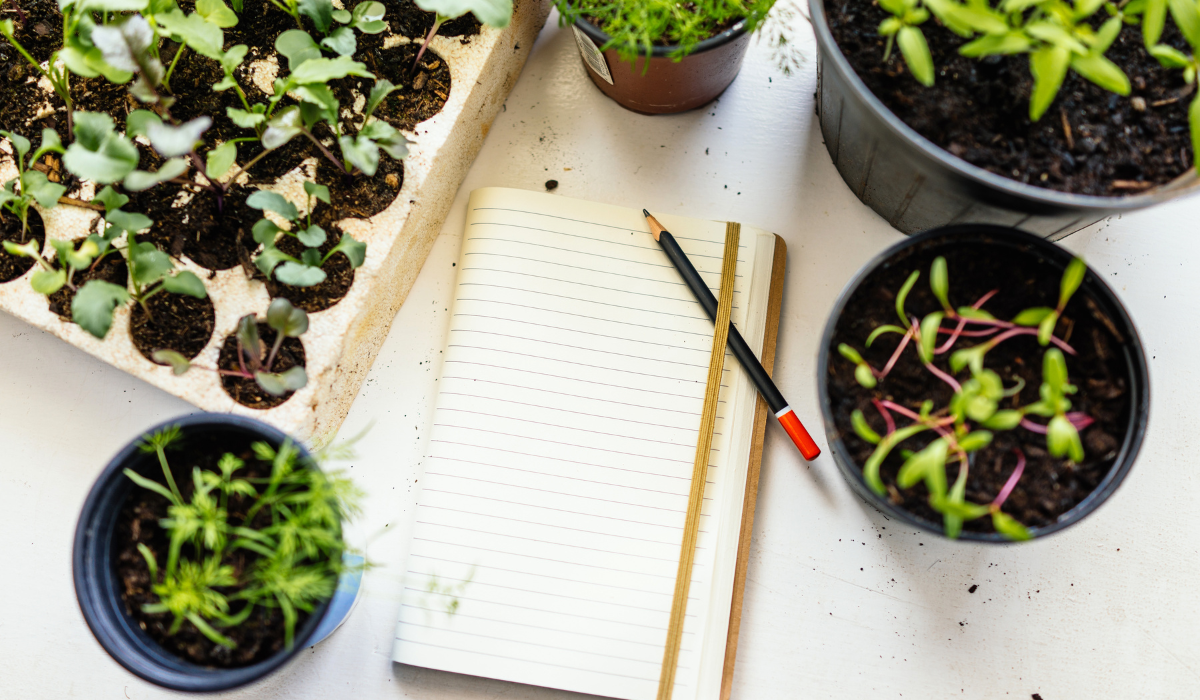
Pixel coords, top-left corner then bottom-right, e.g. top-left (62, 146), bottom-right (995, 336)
top-left (827, 244), bottom-right (1131, 534)
top-left (114, 433), bottom-right (319, 666)
top-left (130, 290), bottom-right (217, 361)
top-left (135, 183), bottom-right (260, 272)
top-left (381, 0), bottom-right (483, 39)
top-left (47, 251), bottom-right (129, 318)
top-left (316, 144), bottom-right (405, 219)
top-left (0, 0), bottom-right (65, 134)
top-left (218, 321), bottom-right (306, 409)
top-left (342, 40), bottom-right (452, 132)
top-left (264, 232), bottom-right (355, 313)
top-left (0, 208), bottom-right (45, 282)
top-left (824, 1), bottom-right (1193, 196)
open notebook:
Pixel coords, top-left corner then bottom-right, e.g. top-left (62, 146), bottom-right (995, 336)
top-left (392, 188), bottom-right (787, 700)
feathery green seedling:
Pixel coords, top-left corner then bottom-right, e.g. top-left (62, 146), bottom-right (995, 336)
top-left (153, 298), bottom-right (310, 396)
top-left (249, 184), bottom-right (367, 287)
top-left (879, 0), bottom-right (936, 86)
top-left (123, 424), bottom-right (362, 648)
top-left (1138, 0), bottom-right (1200, 167)
top-left (838, 255), bottom-right (1096, 540)
top-left (0, 129), bottom-right (65, 241)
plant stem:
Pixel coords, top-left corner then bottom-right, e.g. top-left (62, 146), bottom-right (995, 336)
top-left (872, 398), bottom-right (896, 436)
top-left (925, 361), bottom-right (962, 393)
top-left (412, 17), bottom-right (445, 75)
top-left (156, 445), bottom-right (183, 503)
top-left (991, 448), bottom-right (1026, 509)
top-left (876, 327), bottom-right (915, 380)
top-left (265, 332), bottom-right (284, 373)
top-left (302, 129), bottom-right (345, 172)
top-left (224, 147), bottom-right (272, 185)
top-left (163, 42), bottom-right (187, 91)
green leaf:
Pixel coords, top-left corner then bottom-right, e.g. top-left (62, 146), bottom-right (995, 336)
top-left (1030, 46), bottom-right (1070, 121)
top-left (1144, 0), bottom-right (1167, 47)
top-left (1191, 93), bottom-right (1200, 170)
top-left (289, 56), bottom-right (373, 84)
top-left (1071, 54), bottom-right (1131, 95)
top-left (895, 270), bottom-right (919, 325)
top-left (917, 311), bottom-right (943, 364)
top-left (416, 0), bottom-right (511, 27)
top-left (837, 343), bottom-right (864, 364)
top-left (227, 107), bottom-right (266, 128)
top-left (1169, 0), bottom-right (1200, 48)
top-left (276, 29), bottom-right (322, 71)
top-left (321, 26), bottom-right (357, 55)
top-left (896, 437), bottom-right (949, 496)
top-left (327, 230), bottom-right (369, 266)
top-left (296, 224), bottom-right (327, 247)
top-left (1037, 310), bottom-right (1058, 345)
top-left (246, 190), bottom-right (299, 220)
top-left (254, 245), bottom-right (294, 276)
top-left (123, 158), bottom-right (189, 192)
top-left (262, 107), bottom-right (303, 150)
top-left (275, 261), bottom-right (328, 286)
top-left (339, 134), bottom-right (380, 176)
top-left (992, 511), bottom-right (1032, 541)
top-left (1043, 348), bottom-right (1068, 390)
top-left (862, 424), bottom-right (927, 495)
top-left (126, 109), bottom-right (162, 139)
top-left (146, 117), bottom-right (211, 158)
top-left (964, 394), bottom-right (997, 422)
top-left (351, 1), bottom-right (387, 32)
top-left (256, 366), bottom-right (308, 395)
top-left (63, 113), bottom-right (140, 184)
top-left (156, 9), bottom-right (225, 60)
top-left (982, 409), bottom-right (1023, 430)
top-left (300, 0), bottom-right (334, 33)
top-left (152, 349), bottom-right (193, 375)
top-left (236, 313), bottom-right (263, 366)
top-left (957, 430), bottom-right (993, 452)
top-left (206, 141), bottom-right (237, 181)
top-left (162, 270), bottom-right (207, 298)
top-left (959, 31), bottom-right (1034, 57)
top-left (332, 8), bottom-right (352, 22)
top-left (77, 0), bottom-right (149, 10)
top-left (92, 15), bottom-right (162, 85)
top-left (851, 409), bottom-right (882, 445)
top-left (303, 181), bottom-right (331, 204)
top-left (949, 344), bottom-right (987, 374)
top-left (219, 44), bottom-right (249, 74)
top-left (196, 0), bottom-right (239, 27)
top-left (1059, 257), bottom-right (1087, 309)
top-left (1011, 307), bottom-right (1054, 326)
top-left (4, 131), bottom-right (30, 161)
top-left (252, 218), bottom-right (282, 244)
top-left (930, 255), bottom-right (949, 309)
top-left (931, 495), bottom-right (990, 521)
top-left (124, 468), bottom-right (178, 503)
top-left (365, 79), bottom-right (398, 119)
top-left (130, 241), bottom-right (174, 287)
top-left (1149, 44), bottom-right (1192, 69)
top-left (897, 26), bottom-right (935, 87)
top-left (31, 268), bottom-right (67, 295)
top-left (21, 170), bottom-right (66, 208)
top-left (72, 280), bottom-right (130, 338)
top-left (1074, 0), bottom-right (1105, 19)
top-left (295, 84), bottom-right (339, 123)
top-left (267, 297), bottom-right (309, 337)
top-left (865, 324), bottom-right (907, 346)
top-left (1093, 16), bottom-right (1123, 54)
top-left (855, 363), bottom-right (878, 389)
top-left (956, 306), bottom-right (995, 321)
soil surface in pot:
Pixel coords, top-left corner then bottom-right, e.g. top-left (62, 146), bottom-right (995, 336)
top-left (135, 184), bottom-right (260, 272)
top-left (264, 233), bottom-right (355, 313)
top-left (827, 243), bottom-right (1132, 534)
top-left (130, 291), bottom-right (217, 361)
top-left (113, 432), bottom-right (319, 666)
top-left (0, 0), bottom-right (65, 135)
top-left (47, 250), bottom-right (129, 318)
top-left (340, 41), bottom-right (452, 133)
top-left (218, 321), bottom-right (306, 409)
top-left (0, 209), bottom-right (46, 282)
top-left (825, 1), bottom-right (1193, 196)
top-left (383, 0), bottom-right (483, 38)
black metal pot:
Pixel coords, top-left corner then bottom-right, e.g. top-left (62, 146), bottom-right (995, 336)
top-left (816, 225), bottom-right (1150, 542)
top-left (73, 414), bottom-right (335, 691)
top-left (809, 0), bottom-right (1200, 238)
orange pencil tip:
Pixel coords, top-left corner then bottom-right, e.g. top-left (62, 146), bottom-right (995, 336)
top-left (643, 210), bottom-right (665, 241)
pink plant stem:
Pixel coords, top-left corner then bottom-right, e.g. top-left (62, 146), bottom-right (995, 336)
top-left (986, 327), bottom-right (1077, 355)
top-left (873, 399), bottom-right (896, 436)
top-left (878, 401), bottom-right (956, 440)
top-left (925, 361), bottom-right (962, 393)
top-left (992, 448), bottom-right (1026, 508)
top-left (1067, 412), bottom-right (1094, 430)
top-left (972, 289), bottom-right (999, 309)
top-left (934, 317), bottom-right (968, 354)
top-left (876, 328), bottom-right (915, 380)
top-left (938, 326), bottom-right (1001, 338)
top-left (1019, 418), bottom-right (1048, 434)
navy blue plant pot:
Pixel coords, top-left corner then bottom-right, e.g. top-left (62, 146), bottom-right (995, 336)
top-left (73, 413), bottom-right (361, 692)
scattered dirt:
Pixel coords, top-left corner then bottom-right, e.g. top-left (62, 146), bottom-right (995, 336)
top-left (114, 432), bottom-right (319, 666)
top-left (0, 208), bottom-right (46, 282)
top-left (130, 290), bottom-right (217, 361)
top-left (264, 231), bottom-right (355, 313)
top-left (47, 249), bottom-right (129, 318)
top-left (218, 321), bottom-right (306, 409)
top-left (825, 0), bottom-right (1193, 196)
top-left (827, 240), bottom-right (1132, 534)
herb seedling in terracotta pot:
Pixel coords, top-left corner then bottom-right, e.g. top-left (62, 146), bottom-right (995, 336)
top-left (819, 226), bottom-right (1148, 541)
top-left (74, 414), bottom-right (363, 691)
top-left (810, 0), bottom-right (1200, 235)
top-left (557, 0), bottom-right (801, 113)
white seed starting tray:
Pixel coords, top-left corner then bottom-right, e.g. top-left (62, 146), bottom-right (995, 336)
top-left (0, 0), bottom-right (550, 446)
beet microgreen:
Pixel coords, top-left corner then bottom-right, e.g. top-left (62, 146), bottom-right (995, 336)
top-left (0, 129), bottom-right (65, 240)
top-left (250, 183), bottom-right (366, 287)
top-left (154, 297), bottom-right (310, 396)
top-left (838, 254), bottom-right (1095, 540)
top-left (123, 424), bottom-right (362, 648)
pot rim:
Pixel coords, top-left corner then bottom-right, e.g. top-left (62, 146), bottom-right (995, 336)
top-left (73, 413), bottom-right (335, 691)
top-left (573, 16), bottom-right (748, 58)
top-left (816, 225), bottom-right (1151, 542)
top-left (807, 0), bottom-right (1200, 210)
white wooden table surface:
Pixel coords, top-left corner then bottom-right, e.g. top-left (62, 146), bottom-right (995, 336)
top-left (3, 10), bottom-right (1198, 699)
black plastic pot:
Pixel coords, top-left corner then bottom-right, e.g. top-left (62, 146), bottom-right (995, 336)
top-left (572, 18), bottom-right (751, 114)
top-left (74, 414), bottom-right (334, 692)
top-left (816, 225), bottom-right (1150, 542)
top-left (809, 0), bottom-right (1200, 238)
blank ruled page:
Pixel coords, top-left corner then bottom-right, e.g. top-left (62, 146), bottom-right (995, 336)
top-left (393, 188), bottom-right (774, 700)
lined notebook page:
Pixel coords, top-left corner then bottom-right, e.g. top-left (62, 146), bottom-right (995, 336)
top-left (393, 188), bottom-right (772, 700)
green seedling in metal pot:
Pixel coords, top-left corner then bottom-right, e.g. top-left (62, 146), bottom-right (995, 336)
top-left (879, 0), bottom-right (936, 86)
top-left (249, 184), bottom-right (366, 288)
top-left (123, 424), bottom-right (362, 648)
top-left (154, 298), bottom-right (310, 396)
top-left (838, 255), bottom-right (1095, 540)
top-left (1137, 0), bottom-right (1200, 167)
top-left (0, 129), bottom-right (65, 240)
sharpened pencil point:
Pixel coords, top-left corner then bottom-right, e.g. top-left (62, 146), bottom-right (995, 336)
top-left (642, 209), bottom-right (650, 217)
top-left (643, 210), bottom-right (665, 241)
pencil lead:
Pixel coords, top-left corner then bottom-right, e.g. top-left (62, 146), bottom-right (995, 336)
top-left (643, 210), bottom-right (665, 241)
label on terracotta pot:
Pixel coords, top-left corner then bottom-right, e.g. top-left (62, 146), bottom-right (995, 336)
top-left (572, 26), bottom-right (613, 85)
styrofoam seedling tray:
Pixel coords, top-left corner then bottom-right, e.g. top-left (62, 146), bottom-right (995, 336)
top-left (0, 0), bottom-right (551, 446)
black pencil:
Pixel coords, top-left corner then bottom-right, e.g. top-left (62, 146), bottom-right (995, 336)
top-left (644, 210), bottom-right (820, 461)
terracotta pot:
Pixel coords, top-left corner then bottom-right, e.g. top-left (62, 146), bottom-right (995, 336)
top-left (571, 18), bottom-right (752, 114)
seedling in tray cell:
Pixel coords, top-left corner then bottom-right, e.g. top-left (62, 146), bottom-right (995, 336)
top-left (249, 183), bottom-right (367, 287)
top-left (837, 254), bottom-right (1095, 540)
top-left (0, 129), bottom-right (65, 241)
top-left (412, 0), bottom-right (513, 73)
top-left (154, 298), bottom-right (310, 397)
